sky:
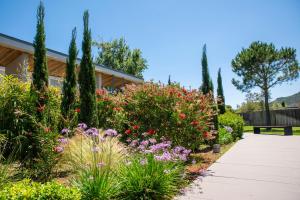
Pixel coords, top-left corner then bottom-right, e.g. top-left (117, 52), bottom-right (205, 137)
top-left (0, 0), bottom-right (300, 108)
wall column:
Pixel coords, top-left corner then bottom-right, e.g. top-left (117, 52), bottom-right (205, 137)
top-left (96, 73), bottom-right (102, 89)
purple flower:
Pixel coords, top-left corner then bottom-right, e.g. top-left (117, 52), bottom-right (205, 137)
top-left (129, 140), bottom-right (139, 147)
top-left (140, 159), bottom-right (147, 165)
top-left (155, 151), bottom-right (172, 161)
top-left (104, 129), bottom-right (118, 137)
top-left (225, 126), bottom-right (233, 133)
top-left (126, 138), bottom-right (132, 143)
top-left (149, 138), bottom-right (157, 144)
top-left (78, 123), bottom-right (87, 130)
top-left (58, 137), bottom-right (68, 144)
top-left (54, 146), bottom-right (64, 153)
top-left (61, 128), bottom-right (70, 135)
top-left (192, 159), bottom-right (196, 164)
top-left (85, 128), bottom-right (99, 136)
top-left (140, 140), bottom-right (149, 147)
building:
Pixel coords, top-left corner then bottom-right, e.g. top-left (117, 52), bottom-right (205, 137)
top-left (0, 33), bottom-right (143, 89)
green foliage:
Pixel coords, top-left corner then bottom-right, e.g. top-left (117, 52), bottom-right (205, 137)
top-left (61, 28), bottom-right (78, 122)
top-left (232, 41), bottom-right (300, 125)
top-left (117, 154), bottom-right (185, 200)
top-left (0, 179), bottom-right (81, 200)
top-left (31, 1), bottom-right (49, 121)
top-left (236, 92), bottom-right (264, 113)
top-left (217, 68), bottom-right (225, 114)
top-left (218, 127), bottom-right (233, 145)
top-left (94, 37), bottom-right (148, 78)
top-left (200, 44), bottom-right (213, 94)
top-left (0, 75), bottom-right (61, 181)
top-left (219, 112), bottom-right (244, 139)
top-left (78, 11), bottom-right (98, 127)
top-left (96, 84), bottom-right (214, 150)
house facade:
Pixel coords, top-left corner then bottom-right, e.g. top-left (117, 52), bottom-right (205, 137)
top-left (0, 33), bottom-right (143, 89)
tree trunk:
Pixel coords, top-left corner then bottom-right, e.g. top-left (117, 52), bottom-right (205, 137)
top-left (264, 89), bottom-right (271, 130)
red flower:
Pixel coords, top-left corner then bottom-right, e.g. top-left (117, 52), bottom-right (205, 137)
top-left (75, 108), bottom-right (80, 113)
top-left (133, 125), bottom-right (140, 130)
top-left (125, 129), bottom-right (132, 135)
top-left (44, 127), bottom-right (50, 133)
top-left (190, 120), bottom-right (199, 126)
top-left (147, 129), bottom-right (156, 135)
top-left (179, 113), bottom-right (186, 120)
top-left (202, 131), bottom-right (209, 138)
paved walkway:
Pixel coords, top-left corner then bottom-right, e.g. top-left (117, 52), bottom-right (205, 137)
top-left (175, 133), bottom-right (300, 200)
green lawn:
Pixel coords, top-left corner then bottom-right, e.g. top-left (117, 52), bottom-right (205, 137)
top-left (244, 126), bottom-right (300, 136)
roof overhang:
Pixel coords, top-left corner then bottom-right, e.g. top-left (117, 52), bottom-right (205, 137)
top-left (0, 33), bottom-right (144, 84)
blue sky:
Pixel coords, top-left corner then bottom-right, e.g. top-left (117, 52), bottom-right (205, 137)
top-left (0, 0), bottom-right (300, 108)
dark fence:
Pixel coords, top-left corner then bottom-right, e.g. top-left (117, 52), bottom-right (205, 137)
top-left (240, 108), bottom-right (300, 127)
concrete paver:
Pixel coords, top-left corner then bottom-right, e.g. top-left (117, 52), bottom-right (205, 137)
top-left (175, 133), bottom-right (300, 200)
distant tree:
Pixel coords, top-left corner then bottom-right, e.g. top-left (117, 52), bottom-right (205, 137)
top-left (61, 28), bottom-right (78, 121)
top-left (237, 92), bottom-right (264, 113)
top-left (168, 75), bottom-right (171, 85)
top-left (93, 38), bottom-right (147, 78)
top-left (78, 11), bottom-right (98, 127)
top-left (31, 1), bottom-right (48, 121)
top-left (281, 101), bottom-right (286, 107)
top-left (217, 68), bottom-right (225, 114)
top-left (232, 41), bottom-right (300, 126)
top-left (200, 44), bottom-right (213, 94)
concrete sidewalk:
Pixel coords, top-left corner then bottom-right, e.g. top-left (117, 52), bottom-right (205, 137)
top-left (175, 133), bottom-right (300, 200)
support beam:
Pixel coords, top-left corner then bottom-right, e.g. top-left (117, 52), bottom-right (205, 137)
top-left (6, 53), bottom-right (29, 81)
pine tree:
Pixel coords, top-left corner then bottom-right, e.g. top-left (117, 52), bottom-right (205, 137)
top-left (31, 1), bottom-right (48, 121)
top-left (217, 68), bottom-right (225, 114)
top-left (78, 11), bottom-right (98, 127)
top-left (61, 28), bottom-right (78, 120)
top-left (200, 44), bottom-right (213, 94)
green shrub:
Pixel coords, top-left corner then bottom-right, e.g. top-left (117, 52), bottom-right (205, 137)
top-left (219, 112), bottom-right (244, 139)
top-left (218, 127), bottom-right (233, 145)
top-left (0, 75), bottom-right (62, 181)
top-left (0, 179), bottom-right (81, 200)
top-left (96, 83), bottom-right (215, 150)
top-left (117, 154), bottom-right (185, 200)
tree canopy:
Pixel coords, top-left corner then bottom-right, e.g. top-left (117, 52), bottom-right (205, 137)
top-left (93, 38), bottom-right (147, 78)
top-left (232, 41), bottom-right (299, 125)
top-left (200, 44), bottom-right (213, 94)
top-left (217, 68), bottom-right (225, 114)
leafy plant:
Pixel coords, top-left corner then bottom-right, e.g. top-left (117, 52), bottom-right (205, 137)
top-left (219, 112), bottom-right (244, 139)
top-left (63, 126), bottom-right (126, 199)
top-left (117, 154), bottom-right (185, 200)
top-left (0, 179), bottom-right (81, 200)
top-left (218, 127), bottom-right (233, 145)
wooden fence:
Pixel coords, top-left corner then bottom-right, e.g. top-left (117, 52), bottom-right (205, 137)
top-left (240, 108), bottom-right (300, 127)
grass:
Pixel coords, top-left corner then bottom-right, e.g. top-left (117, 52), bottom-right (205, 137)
top-left (244, 126), bottom-right (300, 136)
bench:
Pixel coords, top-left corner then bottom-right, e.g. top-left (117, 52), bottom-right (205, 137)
top-left (253, 126), bottom-right (293, 136)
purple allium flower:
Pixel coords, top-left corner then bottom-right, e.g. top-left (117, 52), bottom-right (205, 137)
top-left (78, 123), bottom-right (87, 130)
top-left (140, 140), bottom-right (149, 147)
top-left (104, 129), bottom-right (118, 137)
top-left (149, 138), bottom-right (157, 144)
top-left (126, 138), bottom-right (132, 143)
top-left (61, 128), bottom-right (70, 135)
top-left (85, 128), bottom-right (99, 136)
top-left (54, 146), bottom-right (64, 153)
top-left (97, 162), bottom-right (105, 167)
top-left (58, 137), bottom-right (68, 144)
top-left (155, 151), bottom-right (172, 161)
top-left (225, 126), bottom-right (233, 133)
top-left (140, 159), bottom-right (147, 165)
top-left (129, 140), bottom-right (139, 147)
top-left (192, 159), bottom-right (196, 165)
top-left (99, 137), bottom-right (105, 142)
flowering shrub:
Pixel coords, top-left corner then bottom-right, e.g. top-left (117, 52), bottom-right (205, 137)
top-left (219, 112), bottom-right (244, 139)
top-left (96, 83), bottom-right (215, 150)
top-left (0, 179), bottom-right (81, 200)
top-left (0, 75), bottom-right (61, 179)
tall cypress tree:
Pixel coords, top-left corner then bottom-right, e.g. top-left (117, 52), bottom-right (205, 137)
top-left (217, 68), bottom-right (226, 114)
top-left (32, 1), bottom-right (48, 121)
top-left (200, 44), bottom-right (213, 94)
top-left (78, 11), bottom-right (98, 127)
top-left (168, 75), bottom-right (171, 85)
top-left (61, 28), bottom-right (78, 120)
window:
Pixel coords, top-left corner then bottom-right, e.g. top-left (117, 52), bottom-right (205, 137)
top-left (49, 76), bottom-right (63, 89)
